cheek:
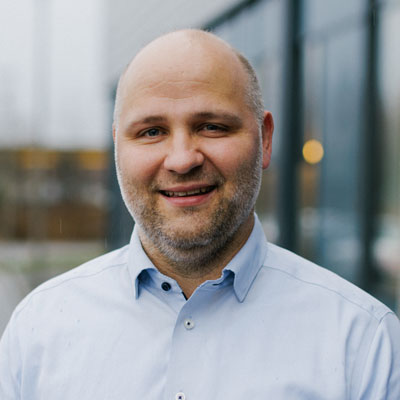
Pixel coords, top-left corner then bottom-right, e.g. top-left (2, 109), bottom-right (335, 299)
top-left (206, 137), bottom-right (259, 175)
top-left (116, 143), bottom-right (162, 183)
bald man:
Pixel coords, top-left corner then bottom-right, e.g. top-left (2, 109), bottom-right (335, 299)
top-left (1, 30), bottom-right (399, 400)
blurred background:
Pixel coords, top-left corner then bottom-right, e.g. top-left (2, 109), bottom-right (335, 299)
top-left (0, 0), bottom-right (399, 334)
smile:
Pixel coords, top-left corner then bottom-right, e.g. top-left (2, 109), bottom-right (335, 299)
top-left (160, 186), bottom-right (215, 197)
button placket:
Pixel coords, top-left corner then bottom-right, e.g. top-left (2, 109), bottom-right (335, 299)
top-left (165, 303), bottom-right (199, 400)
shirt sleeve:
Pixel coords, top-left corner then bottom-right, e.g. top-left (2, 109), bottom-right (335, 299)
top-left (356, 312), bottom-right (400, 400)
top-left (0, 316), bottom-right (21, 400)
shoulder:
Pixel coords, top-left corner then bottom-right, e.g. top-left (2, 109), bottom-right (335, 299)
top-left (13, 244), bottom-right (130, 317)
top-left (260, 242), bottom-right (393, 322)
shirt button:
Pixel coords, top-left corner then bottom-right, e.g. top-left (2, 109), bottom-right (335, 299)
top-left (161, 282), bottom-right (171, 291)
top-left (175, 392), bottom-right (185, 400)
top-left (184, 318), bottom-right (195, 330)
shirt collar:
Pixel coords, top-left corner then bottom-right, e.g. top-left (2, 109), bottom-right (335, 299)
top-left (222, 214), bottom-right (268, 302)
top-left (127, 214), bottom-right (268, 302)
top-left (127, 225), bottom-right (157, 299)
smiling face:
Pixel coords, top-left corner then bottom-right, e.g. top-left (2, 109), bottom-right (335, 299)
top-left (114, 30), bottom-right (273, 274)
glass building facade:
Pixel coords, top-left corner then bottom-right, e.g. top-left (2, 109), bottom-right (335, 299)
top-left (203, 0), bottom-right (400, 311)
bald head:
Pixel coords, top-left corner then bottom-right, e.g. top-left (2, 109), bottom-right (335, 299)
top-left (113, 29), bottom-right (264, 130)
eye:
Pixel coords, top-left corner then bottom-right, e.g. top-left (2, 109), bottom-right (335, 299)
top-left (199, 124), bottom-right (229, 136)
top-left (142, 128), bottom-right (164, 138)
top-left (203, 124), bottom-right (224, 131)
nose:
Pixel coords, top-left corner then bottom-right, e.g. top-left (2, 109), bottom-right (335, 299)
top-left (163, 133), bottom-right (205, 174)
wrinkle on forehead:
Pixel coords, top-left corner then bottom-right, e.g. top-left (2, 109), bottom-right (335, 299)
top-left (132, 77), bottom-right (237, 100)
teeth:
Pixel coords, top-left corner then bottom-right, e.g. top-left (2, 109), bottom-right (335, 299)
top-left (164, 187), bottom-right (212, 197)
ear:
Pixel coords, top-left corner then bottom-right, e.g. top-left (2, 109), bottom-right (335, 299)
top-left (112, 123), bottom-right (116, 143)
top-left (261, 111), bottom-right (274, 169)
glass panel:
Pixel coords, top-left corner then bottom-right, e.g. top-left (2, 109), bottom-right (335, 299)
top-left (300, 1), bottom-right (368, 284)
top-left (302, 0), bottom-right (367, 34)
top-left (317, 26), bottom-right (366, 284)
top-left (376, 1), bottom-right (400, 312)
top-left (299, 41), bottom-right (325, 261)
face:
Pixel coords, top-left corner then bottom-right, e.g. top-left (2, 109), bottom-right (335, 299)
top-left (114, 37), bottom-right (273, 270)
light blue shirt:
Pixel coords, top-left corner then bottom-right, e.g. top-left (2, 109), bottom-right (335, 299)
top-left (1, 216), bottom-right (400, 399)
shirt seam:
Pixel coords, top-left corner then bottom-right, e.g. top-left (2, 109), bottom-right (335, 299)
top-left (352, 311), bottom-right (393, 399)
top-left (13, 262), bottom-right (128, 317)
top-left (261, 264), bottom-right (386, 321)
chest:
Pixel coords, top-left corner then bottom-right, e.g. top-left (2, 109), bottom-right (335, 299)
top-left (21, 293), bottom-right (350, 400)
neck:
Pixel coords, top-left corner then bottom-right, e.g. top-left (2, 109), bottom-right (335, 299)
top-left (139, 214), bottom-right (255, 298)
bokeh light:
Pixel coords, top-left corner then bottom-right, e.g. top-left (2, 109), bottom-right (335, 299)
top-left (302, 139), bottom-right (324, 164)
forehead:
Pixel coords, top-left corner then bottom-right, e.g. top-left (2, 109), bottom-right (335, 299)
top-left (118, 33), bottom-right (249, 113)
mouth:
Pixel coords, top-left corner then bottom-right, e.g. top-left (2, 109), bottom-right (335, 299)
top-left (160, 186), bottom-right (215, 198)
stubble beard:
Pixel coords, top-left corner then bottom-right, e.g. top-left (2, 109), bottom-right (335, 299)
top-left (116, 147), bottom-right (263, 276)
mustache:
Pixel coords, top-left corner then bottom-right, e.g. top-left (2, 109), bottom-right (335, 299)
top-left (150, 166), bottom-right (225, 190)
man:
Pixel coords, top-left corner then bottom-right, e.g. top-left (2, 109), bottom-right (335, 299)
top-left (1, 30), bottom-right (399, 399)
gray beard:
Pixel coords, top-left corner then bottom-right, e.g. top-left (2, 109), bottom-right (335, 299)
top-left (116, 146), bottom-right (262, 276)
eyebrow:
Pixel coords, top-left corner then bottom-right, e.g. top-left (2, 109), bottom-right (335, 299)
top-left (128, 111), bottom-right (243, 128)
top-left (137, 115), bottom-right (167, 124)
top-left (123, 116), bottom-right (166, 133)
top-left (191, 112), bottom-right (243, 126)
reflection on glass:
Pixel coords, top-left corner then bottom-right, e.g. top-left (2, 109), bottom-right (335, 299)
top-left (300, 5), bottom-right (367, 285)
top-left (376, 2), bottom-right (400, 312)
